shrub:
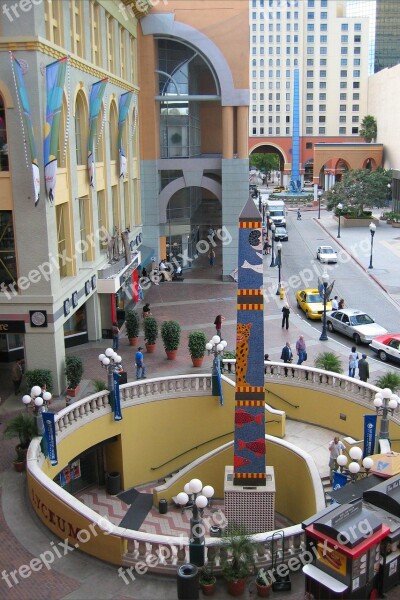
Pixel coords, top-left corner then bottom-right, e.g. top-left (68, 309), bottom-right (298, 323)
top-left (143, 316), bottom-right (158, 345)
top-left (125, 310), bottom-right (140, 339)
top-left (65, 356), bottom-right (84, 389)
top-left (188, 331), bottom-right (207, 359)
top-left (25, 369), bottom-right (53, 393)
top-left (375, 372), bottom-right (400, 392)
top-left (4, 413), bottom-right (37, 449)
top-left (161, 320), bottom-right (181, 351)
top-left (314, 352), bottom-right (343, 374)
top-left (92, 379), bottom-right (108, 392)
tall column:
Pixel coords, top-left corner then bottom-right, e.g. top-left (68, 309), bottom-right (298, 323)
top-left (222, 106), bottom-right (234, 159)
top-left (236, 106), bottom-right (249, 159)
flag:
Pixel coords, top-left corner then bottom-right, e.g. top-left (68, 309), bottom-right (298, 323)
top-left (326, 280), bottom-right (335, 299)
top-left (88, 78), bottom-right (108, 188)
top-left (11, 53), bottom-right (40, 206)
top-left (363, 414), bottom-right (377, 457)
top-left (113, 371), bottom-right (123, 421)
top-left (118, 91), bottom-right (133, 179)
top-left (42, 412), bottom-right (58, 466)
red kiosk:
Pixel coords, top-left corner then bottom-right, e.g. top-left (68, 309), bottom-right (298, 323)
top-left (302, 500), bottom-right (390, 599)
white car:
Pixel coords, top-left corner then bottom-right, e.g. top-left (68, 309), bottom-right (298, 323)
top-left (370, 334), bottom-right (400, 364)
top-left (326, 309), bottom-right (388, 344)
top-left (317, 245), bottom-right (338, 264)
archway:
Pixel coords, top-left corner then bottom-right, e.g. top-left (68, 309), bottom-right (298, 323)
top-left (249, 144), bottom-right (286, 187)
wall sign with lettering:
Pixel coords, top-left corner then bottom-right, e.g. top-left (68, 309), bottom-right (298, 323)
top-left (85, 281), bottom-right (91, 296)
top-left (91, 275), bottom-right (97, 290)
top-left (29, 310), bottom-right (48, 328)
top-left (0, 320), bottom-right (26, 334)
top-left (72, 291), bottom-right (78, 308)
top-left (64, 299), bottom-right (71, 316)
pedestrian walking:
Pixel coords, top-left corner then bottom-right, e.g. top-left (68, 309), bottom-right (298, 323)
top-left (214, 314), bottom-right (225, 338)
top-left (112, 321), bottom-right (120, 351)
top-left (297, 208), bottom-right (301, 220)
top-left (208, 248), bottom-right (216, 267)
top-left (281, 303), bottom-right (290, 330)
top-left (280, 342), bottom-right (294, 377)
top-left (135, 347), bottom-right (146, 379)
top-left (358, 354), bottom-right (370, 382)
top-left (296, 335), bottom-right (307, 365)
top-left (338, 298), bottom-right (345, 309)
top-left (11, 359), bottom-right (23, 395)
top-left (143, 303), bottom-right (151, 318)
top-left (331, 296), bottom-right (339, 310)
top-left (329, 436), bottom-right (346, 481)
top-left (348, 345), bottom-right (359, 377)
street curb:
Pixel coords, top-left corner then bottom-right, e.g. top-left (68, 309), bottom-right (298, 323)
top-left (314, 218), bottom-right (389, 295)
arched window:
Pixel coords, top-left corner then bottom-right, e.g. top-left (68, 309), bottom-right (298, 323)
top-left (109, 101), bottom-right (118, 162)
top-left (0, 94), bottom-right (8, 171)
top-left (74, 91), bottom-right (87, 166)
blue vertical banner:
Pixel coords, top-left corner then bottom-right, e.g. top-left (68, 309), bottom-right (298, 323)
top-left (289, 68), bottom-right (301, 192)
top-left (363, 414), bottom-right (377, 457)
top-left (118, 91), bottom-right (133, 179)
top-left (113, 372), bottom-right (122, 421)
top-left (215, 360), bottom-right (223, 406)
top-left (42, 412), bottom-right (58, 466)
top-left (87, 78), bottom-right (108, 188)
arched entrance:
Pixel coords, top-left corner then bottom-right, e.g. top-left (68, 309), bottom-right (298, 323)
top-left (249, 144), bottom-right (286, 186)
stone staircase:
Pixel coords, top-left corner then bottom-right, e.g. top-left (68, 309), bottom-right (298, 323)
top-left (322, 475), bottom-right (333, 506)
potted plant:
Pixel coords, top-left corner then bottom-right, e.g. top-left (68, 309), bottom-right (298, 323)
top-left (25, 369), bottom-right (53, 393)
top-left (199, 563), bottom-right (216, 596)
top-left (188, 331), bottom-right (207, 367)
top-left (161, 320), bottom-right (181, 359)
top-left (65, 355), bottom-right (84, 397)
top-left (4, 413), bottom-right (37, 471)
top-left (143, 316), bottom-right (158, 353)
top-left (255, 569), bottom-right (272, 597)
top-left (125, 309), bottom-right (140, 346)
top-left (221, 525), bottom-right (256, 597)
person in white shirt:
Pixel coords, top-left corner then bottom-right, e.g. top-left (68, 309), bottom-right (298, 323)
top-left (331, 296), bottom-right (339, 310)
top-left (329, 436), bottom-right (346, 480)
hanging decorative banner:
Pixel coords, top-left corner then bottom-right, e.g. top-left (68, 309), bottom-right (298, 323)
top-left (363, 414), bottom-right (377, 457)
top-left (113, 371), bottom-right (123, 421)
top-left (42, 411), bottom-right (58, 466)
top-left (10, 53), bottom-right (40, 206)
top-left (118, 91), bottom-right (133, 179)
top-left (88, 78), bottom-right (108, 188)
top-left (44, 56), bottom-right (67, 204)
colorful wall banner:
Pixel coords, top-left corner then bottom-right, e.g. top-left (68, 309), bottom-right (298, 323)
top-left (11, 53), bottom-right (40, 206)
top-left (88, 78), bottom-right (108, 188)
top-left (215, 359), bottom-right (223, 407)
top-left (113, 371), bottom-right (122, 421)
top-left (42, 412), bottom-right (58, 466)
top-left (364, 414), bottom-right (377, 457)
top-left (118, 91), bottom-right (133, 179)
top-left (44, 57), bottom-right (67, 203)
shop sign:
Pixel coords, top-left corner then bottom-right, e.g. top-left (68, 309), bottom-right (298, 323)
top-left (0, 320), bottom-right (26, 333)
top-left (72, 291), bottom-right (78, 308)
top-left (29, 310), bottom-right (48, 328)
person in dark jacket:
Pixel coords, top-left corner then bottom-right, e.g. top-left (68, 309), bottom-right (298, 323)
top-left (281, 303), bottom-right (290, 329)
top-left (358, 354), bottom-right (370, 382)
top-left (280, 342), bottom-right (293, 377)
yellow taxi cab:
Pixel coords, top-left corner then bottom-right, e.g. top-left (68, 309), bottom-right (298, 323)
top-left (273, 186), bottom-right (285, 193)
top-left (296, 288), bottom-right (332, 320)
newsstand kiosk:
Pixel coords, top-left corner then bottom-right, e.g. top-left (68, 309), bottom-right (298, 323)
top-left (302, 500), bottom-right (390, 599)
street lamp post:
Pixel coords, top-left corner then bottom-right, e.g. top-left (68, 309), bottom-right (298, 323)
top-left (22, 386), bottom-right (52, 435)
top-left (275, 241), bottom-right (282, 295)
top-left (318, 190), bottom-right (323, 219)
top-left (266, 210), bottom-right (270, 235)
top-left (98, 347), bottom-right (122, 407)
top-left (319, 272), bottom-right (329, 341)
top-left (337, 447), bottom-right (374, 484)
top-left (373, 389), bottom-right (399, 452)
top-left (258, 192), bottom-right (262, 214)
top-left (176, 478), bottom-right (214, 566)
top-left (368, 222), bottom-right (376, 269)
top-left (206, 336), bottom-right (227, 395)
top-left (337, 203), bottom-right (343, 238)
top-left (270, 223), bottom-right (276, 267)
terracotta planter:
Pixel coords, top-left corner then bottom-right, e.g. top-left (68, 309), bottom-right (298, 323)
top-left (13, 460), bottom-right (26, 473)
top-left (66, 386), bottom-right (79, 398)
top-left (145, 343), bottom-right (156, 353)
top-left (128, 337), bottom-right (139, 346)
top-left (165, 350), bottom-right (177, 360)
top-left (191, 357), bottom-right (204, 367)
top-left (256, 583), bottom-right (271, 597)
top-left (392, 223), bottom-right (400, 228)
top-left (227, 579), bottom-right (247, 597)
top-left (200, 580), bottom-right (216, 596)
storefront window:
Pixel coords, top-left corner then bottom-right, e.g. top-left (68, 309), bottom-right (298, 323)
top-left (0, 95), bottom-right (8, 171)
top-left (63, 305), bottom-right (87, 337)
top-left (0, 211), bottom-right (17, 287)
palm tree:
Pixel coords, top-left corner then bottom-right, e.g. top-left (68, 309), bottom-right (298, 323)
top-left (375, 372), bottom-right (400, 392)
top-left (360, 115), bottom-right (377, 143)
top-left (314, 352), bottom-right (343, 374)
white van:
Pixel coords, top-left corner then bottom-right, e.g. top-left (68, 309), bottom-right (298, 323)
top-left (266, 199), bottom-right (286, 227)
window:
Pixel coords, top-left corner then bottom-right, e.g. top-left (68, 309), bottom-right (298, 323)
top-left (260, 127), bottom-right (264, 135)
top-left (319, 127), bottom-right (325, 134)
top-left (321, 11), bottom-right (327, 19)
top-left (306, 116), bottom-right (313, 123)
top-left (56, 204), bottom-right (69, 278)
top-left (353, 70), bottom-right (360, 77)
top-left (307, 82), bottom-right (313, 89)
top-left (306, 93), bottom-right (313, 100)
top-left (307, 24), bottom-right (314, 32)
top-left (307, 12), bottom-right (314, 20)
top-left (276, 127), bottom-right (280, 134)
top-left (307, 36), bottom-right (314, 43)
top-left (352, 116), bottom-right (359, 123)
top-left (353, 93), bottom-right (359, 100)
top-left (252, 36), bottom-right (257, 44)
top-left (260, 116), bottom-right (264, 123)
top-left (252, 94), bottom-right (256, 101)
top-left (45, 0), bottom-right (64, 46)
top-left (70, 0), bottom-right (85, 58)
top-left (79, 197), bottom-right (90, 262)
top-left (276, 116), bottom-right (280, 123)
top-left (320, 48), bottom-right (327, 55)
top-left (354, 23), bottom-right (361, 31)
top-left (109, 102), bottom-right (118, 161)
top-left (286, 93), bottom-right (290, 100)
top-left (321, 0), bottom-right (327, 6)
top-left (352, 127), bottom-right (359, 134)
top-left (320, 35), bottom-right (327, 43)
top-left (354, 35), bottom-right (361, 43)
top-left (339, 105), bottom-right (346, 112)
top-left (352, 105), bottom-right (359, 112)
top-left (260, 93), bottom-right (264, 100)
top-left (319, 105), bottom-right (326, 112)
top-left (252, 116), bottom-right (256, 124)
top-left (353, 82), bottom-right (360, 89)
top-left (75, 92), bottom-right (87, 166)
top-left (306, 142), bottom-right (313, 149)
top-left (341, 24), bottom-right (348, 31)
top-left (285, 116), bottom-right (290, 123)
top-left (112, 185), bottom-right (120, 232)
top-left (252, 24), bottom-right (256, 32)
top-left (308, 0), bottom-right (314, 6)
top-left (319, 93), bottom-right (326, 100)
top-left (319, 82), bottom-right (326, 89)
top-left (339, 116), bottom-right (346, 123)
top-left (97, 190), bottom-right (107, 253)
top-left (320, 70), bottom-right (326, 77)
top-left (340, 70), bottom-right (347, 77)
top-left (307, 59), bottom-right (314, 66)
top-left (341, 35), bottom-right (348, 43)
top-left (0, 95), bottom-right (9, 172)
top-left (307, 70), bottom-right (314, 77)
top-left (106, 13), bottom-right (115, 72)
top-left (252, 128), bottom-right (256, 135)
top-left (306, 127), bottom-right (313, 134)
top-left (340, 82), bottom-right (347, 89)
top-left (320, 59), bottom-right (327, 66)
top-left (341, 59), bottom-right (348, 66)
top-left (268, 127), bottom-right (273, 134)
top-left (354, 47), bottom-right (361, 55)
top-left (319, 116), bottom-right (325, 123)
top-left (119, 26), bottom-right (126, 79)
top-left (340, 93), bottom-right (347, 101)
top-left (339, 127), bottom-right (346, 135)
top-left (307, 47), bottom-right (314, 55)
top-left (341, 48), bottom-right (348, 55)
top-left (306, 105), bottom-right (313, 112)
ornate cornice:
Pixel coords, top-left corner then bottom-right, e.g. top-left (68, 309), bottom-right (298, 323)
top-left (0, 38), bottom-right (140, 93)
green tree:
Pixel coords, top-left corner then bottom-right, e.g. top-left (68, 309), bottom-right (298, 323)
top-left (326, 168), bottom-right (392, 216)
top-left (249, 153), bottom-right (280, 175)
top-left (359, 115), bottom-right (377, 143)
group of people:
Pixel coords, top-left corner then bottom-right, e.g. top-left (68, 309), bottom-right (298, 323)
top-left (280, 336), bottom-right (307, 375)
top-left (331, 296), bottom-right (345, 310)
top-left (348, 346), bottom-right (370, 381)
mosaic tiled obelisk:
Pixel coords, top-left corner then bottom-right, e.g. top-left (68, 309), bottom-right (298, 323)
top-left (233, 196), bottom-right (266, 486)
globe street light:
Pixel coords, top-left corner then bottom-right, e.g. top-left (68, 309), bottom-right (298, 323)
top-left (275, 241), bottom-right (282, 295)
top-left (206, 335), bottom-right (227, 395)
top-left (337, 203), bottom-right (343, 238)
top-left (98, 348), bottom-right (122, 406)
top-left (22, 386), bottom-right (52, 435)
top-left (319, 272), bottom-right (329, 341)
top-left (176, 478), bottom-right (214, 566)
top-left (318, 190), bottom-right (323, 220)
top-left (337, 447), bottom-right (374, 484)
top-left (374, 389), bottom-right (399, 452)
top-left (270, 223), bottom-right (276, 267)
top-left (368, 222), bottom-right (376, 269)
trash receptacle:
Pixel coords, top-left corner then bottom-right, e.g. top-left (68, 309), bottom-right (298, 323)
top-left (106, 472), bottom-right (121, 495)
top-left (177, 563), bottom-right (199, 600)
top-left (159, 499), bottom-right (168, 514)
top-left (119, 371), bottom-right (127, 385)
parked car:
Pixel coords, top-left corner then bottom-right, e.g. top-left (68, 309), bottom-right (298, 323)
top-left (316, 245), bottom-right (338, 264)
top-left (296, 288), bottom-right (332, 320)
top-left (326, 309), bottom-right (388, 344)
top-left (274, 226), bottom-right (288, 241)
top-left (370, 334), bottom-right (400, 363)
top-left (273, 186), bottom-right (285, 193)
